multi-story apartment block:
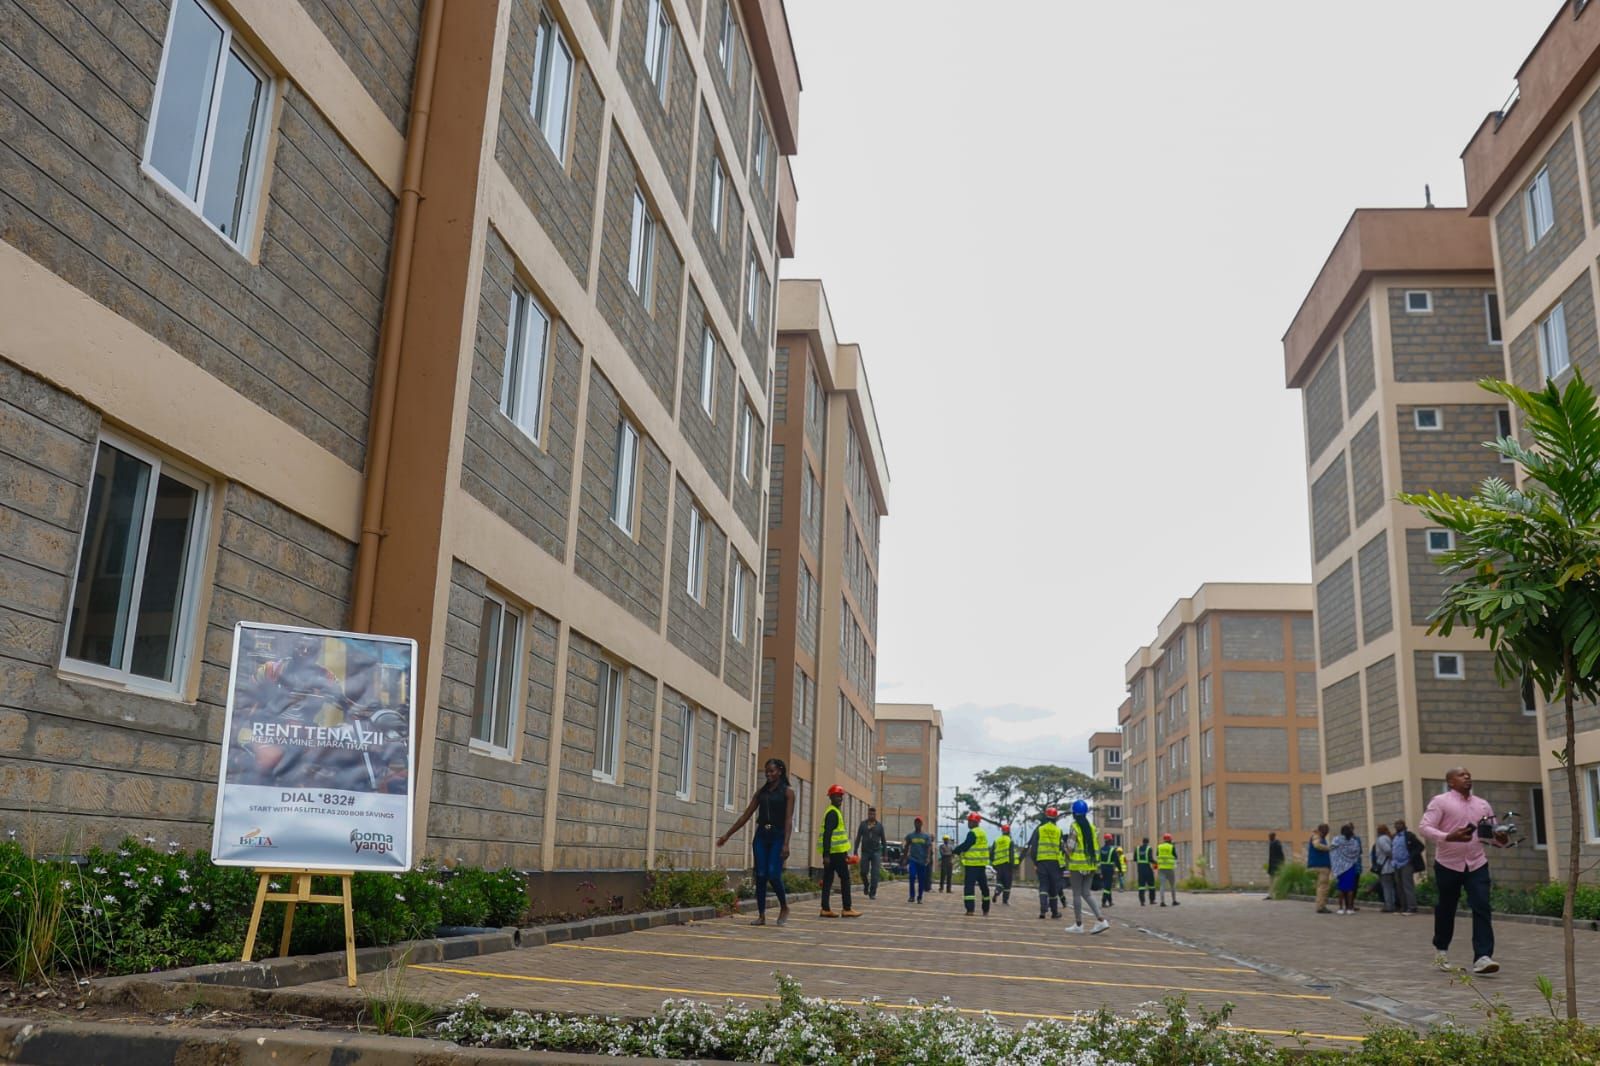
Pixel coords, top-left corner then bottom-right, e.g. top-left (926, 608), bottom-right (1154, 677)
top-left (0, 0), bottom-right (799, 898)
top-left (1460, 0), bottom-right (1600, 881)
top-left (1282, 208), bottom-right (1547, 886)
top-left (762, 278), bottom-right (890, 868)
top-left (1121, 584), bottom-right (1319, 886)
top-left (873, 703), bottom-right (941, 844)
top-left (1087, 731), bottom-right (1124, 845)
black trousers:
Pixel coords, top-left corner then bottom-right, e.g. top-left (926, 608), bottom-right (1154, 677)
top-left (939, 861), bottom-right (953, 891)
top-left (1433, 861), bottom-right (1494, 960)
top-left (996, 863), bottom-right (1013, 901)
top-left (821, 853), bottom-right (852, 912)
top-left (1136, 864), bottom-right (1156, 903)
top-left (1100, 866), bottom-right (1118, 905)
top-left (1036, 860), bottom-right (1062, 916)
top-left (962, 865), bottom-right (990, 914)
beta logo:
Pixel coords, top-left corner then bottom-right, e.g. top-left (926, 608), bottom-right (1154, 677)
top-left (239, 827), bottom-right (275, 848)
top-left (350, 830), bottom-right (394, 855)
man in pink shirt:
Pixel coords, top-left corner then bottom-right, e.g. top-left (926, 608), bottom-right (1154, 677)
top-left (1419, 767), bottom-right (1509, 975)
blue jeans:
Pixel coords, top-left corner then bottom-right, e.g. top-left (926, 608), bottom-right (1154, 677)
top-left (907, 859), bottom-right (930, 900)
top-left (752, 828), bottom-right (787, 916)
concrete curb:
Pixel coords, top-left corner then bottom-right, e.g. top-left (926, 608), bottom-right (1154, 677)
top-left (1282, 893), bottom-right (1600, 930)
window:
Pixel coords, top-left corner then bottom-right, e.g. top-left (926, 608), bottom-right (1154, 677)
top-left (594, 659), bottom-right (624, 781)
top-left (611, 420), bottom-right (640, 533)
top-left (1485, 293), bottom-right (1503, 344)
top-left (1107, 749), bottom-right (1122, 765)
top-left (1197, 623), bottom-right (1209, 656)
top-left (1199, 682), bottom-right (1211, 715)
top-left (731, 564), bottom-right (746, 643)
top-left (806, 367), bottom-right (821, 424)
top-left (738, 402), bottom-right (755, 482)
top-left (1103, 805), bottom-right (1122, 821)
top-left (627, 189), bottom-right (656, 302)
top-left (1405, 290), bottom-right (1433, 314)
top-left (745, 251), bottom-right (761, 327)
top-left (643, 0), bottom-right (672, 102)
top-left (1425, 528), bottom-right (1455, 554)
top-left (1203, 784), bottom-right (1215, 816)
top-left (717, 1), bottom-right (735, 82)
top-left (722, 728), bottom-right (739, 809)
top-left (709, 155), bottom-right (726, 237)
top-left (1201, 729), bottom-right (1213, 760)
top-left (529, 11), bottom-right (574, 160)
top-left (1413, 408), bottom-right (1441, 431)
top-left (1522, 672), bottom-right (1539, 716)
top-left (471, 594), bottom-right (522, 752)
top-left (752, 114), bottom-right (769, 183)
top-left (686, 505), bottom-right (708, 602)
top-left (144, 0), bottom-right (272, 249)
top-left (798, 562), bottom-right (812, 626)
top-left (1540, 304), bottom-right (1570, 379)
top-left (675, 701), bottom-right (694, 798)
top-left (1433, 653), bottom-right (1463, 679)
top-left (1526, 166), bottom-right (1555, 245)
top-left (697, 326), bottom-right (718, 416)
top-left (1531, 786), bottom-right (1548, 848)
top-left (63, 435), bottom-right (209, 693)
top-left (1497, 408), bottom-right (1515, 464)
top-left (501, 284), bottom-right (551, 443)
top-left (1587, 768), bottom-right (1600, 843)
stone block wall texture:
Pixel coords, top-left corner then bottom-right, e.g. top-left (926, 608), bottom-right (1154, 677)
top-left (1508, 272), bottom-right (1599, 395)
top-left (499, 0), bottom-right (605, 284)
top-left (655, 693), bottom-right (715, 865)
top-left (461, 230), bottom-right (581, 560)
top-left (1583, 85), bottom-right (1600, 229)
top-left (1293, 617), bottom-right (1315, 662)
top-left (2, 5), bottom-right (398, 468)
top-left (1342, 303), bottom-right (1375, 412)
top-left (427, 562), bottom-right (556, 869)
top-left (296, 0), bottom-right (423, 133)
top-left (792, 665), bottom-right (814, 762)
top-left (883, 722), bottom-right (922, 748)
top-left (739, 232), bottom-right (771, 383)
top-left (574, 367), bottom-right (669, 628)
top-left (1221, 671), bottom-right (1286, 716)
top-left (883, 753), bottom-right (922, 777)
top-left (1304, 351), bottom-right (1344, 462)
top-left (1297, 727), bottom-right (1320, 775)
top-left (1396, 404), bottom-right (1505, 498)
top-left (1406, 529), bottom-right (1459, 626)
top-left (732, 404), bottom-right (765, 538)
top-left (692, 105), bottom-right (746, 322)
top-left (588, 0), bottom-right (612, 37)
top-left (1543, 696), bottom-right (1600, 740)
top-left (1301, 783), bottom-right (1324, 830)
top-left (883, 783), bottom-right (921, 810)
top-left (1220, 616), bottom-right (1285, 661)
top-left (722, 550), bottom-right (755, 698)
top-left (1389, 286), bottom-right (1503, 382)
top-left (1197, 619), bottom-right (1213, 669)
top-left (1295, 671), bottom-right (1318, 716)
top-left (747, 89), bottom-right (777, 250)
top-left (679, 288), bottom-right (735, 490)
top-left (1495, 125), bottom-right (1583, 316)
top-left (1370, 780), bottom-right (1405, 828)
top-left (1327, 787), bottom-right (1368, 841)
top-left (712, 724), bottom-right (750, 865)
top-left (1357, 531), bottom-right (1393, 644)
top-left (701, 0), bottom-right (751, 180)
top-left (1322, 672), bottom-right (1365, 773)
top-left (1227, 839), bottom-right (1271, 885)
top-left (1223, 726), bottom-right (1288, 773)
top-left (796, 560), bottom-right (817, 658)
top-left (1316, 560), bottom-right (1357, 666)
top-left (1349, 416), bottom-right (1384, 525)
top-left (1365, 655), bottom-right (1401, 763)
top-left (1310, 452), bottom-right (1351, 563)
top-left (1226, 783), bottom-right (1290, 830)
top-left (803, 357), bottom-right (824, 458)
top-left (666, 478), bottom-right (727, 675)
top-left (617, 0), bottom-right (694, 210)
top-left (758, 658), bottom-right (773, 750)
top-left (597, 129), bottom-right (684, 411)
top-left (1414, 650), bottom-right (1534, 756)
top-left (1432, 776), bottom-right (1546, 886)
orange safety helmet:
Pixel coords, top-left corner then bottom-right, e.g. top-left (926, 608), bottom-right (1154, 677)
top-left (1103, 833), bottom-right (1114, 842)
top-left (1000, 823), bottom-right (1011, 832)
top-left (1162, 833), bottom-right (1173, 842)
top-left (827, 784), bottom-right (845, 798)
top-left (1044, 806), bottom-right (1059, 819)
top-left (966, 811), bottom-right (983, 825)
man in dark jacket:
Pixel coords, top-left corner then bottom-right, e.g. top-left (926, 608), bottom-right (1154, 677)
top-left (1265, 832), bottom-right (1286, 899)
top-left (855, 807), bottom-right (886, 899)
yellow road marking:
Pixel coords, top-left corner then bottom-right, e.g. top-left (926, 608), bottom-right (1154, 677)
top-left (684, 922), bottom-right (1207, 957)
top-left (548, 943), bottom-right (1331, 1001)
top-left (406, 963), bottom-right (1362, 1043)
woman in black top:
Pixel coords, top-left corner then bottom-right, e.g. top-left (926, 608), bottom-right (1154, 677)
top-left (718, 758), bottom-right (796, 925)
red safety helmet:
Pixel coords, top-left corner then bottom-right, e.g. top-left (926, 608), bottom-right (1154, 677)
top-left (1000, 823), bottom-right (1011, 832)
top-left (1162, 833), bottom-right (1173, 842)
top-left (1104, 833), bottom-right (1114, 842)
top-left (827, 784), bottom-right (845, 798)
top-left (1044, 806), bottom-right (1059, 819)
top-left (966, 812), bottom-right (982, 824)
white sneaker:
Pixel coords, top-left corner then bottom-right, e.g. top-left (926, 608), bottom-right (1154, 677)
top-left (1064, 924), bottom-right (1084, 934)
top-left (1434, 950), bottom-right (1450, 972)
top-left (1472, 956), bottom-right (1499, 975)
top-left (1336, 908), bottom-right (1347, 915)
top-left (1090, 919), bottom-right (1110, 935)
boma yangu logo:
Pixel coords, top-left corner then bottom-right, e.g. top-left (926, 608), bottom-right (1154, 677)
top-left (239, 827), bottom-right (275, 847)
top-left (350, 830), bottom-right (394, 855)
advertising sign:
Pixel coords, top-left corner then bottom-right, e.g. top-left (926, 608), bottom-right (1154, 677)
top-left (211, 622), bottom-right (417, 871)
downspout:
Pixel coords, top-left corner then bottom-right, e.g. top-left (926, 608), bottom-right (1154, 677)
top-left (351, 0), bottom-right (444, 631)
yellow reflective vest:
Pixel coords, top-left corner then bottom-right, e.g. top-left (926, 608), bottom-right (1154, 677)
top-left (823, 808), bottom-right (850, 855)
top-left (1156, 841), bottom-right (1177, 870)
top-left (1035, 822), bottom-right (1063, 864)
top-left (961, 826), bottom-right (989, 867)
top-left (992, 835), bottom-right (1014, 866)
top-left (1066, 819), bottom-right (1098, 872)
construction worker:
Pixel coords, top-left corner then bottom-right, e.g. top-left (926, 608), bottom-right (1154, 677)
top-left (938, 836), bottom-right (955, 892)
top-left (1098, 833), bottom-right (1125, 908)
top-left (1063, 799), bottom-right (1110, 934)
top-left (990, 823), bottom-right (1017, 905)
top-left (818, 785), bottom-right (861, 918)
top-left (1157, 832), bottom-right (1181, 907)
top-left (950, 811), bottom-right (991, 915)
top-left (1134, 836), bottom-right (1157, 906)
top-left (1027, 806), bottom-right (1064, 920)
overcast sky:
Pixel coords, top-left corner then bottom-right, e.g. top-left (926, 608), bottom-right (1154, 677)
top-left (780, 2), bottom-right (1560, 804)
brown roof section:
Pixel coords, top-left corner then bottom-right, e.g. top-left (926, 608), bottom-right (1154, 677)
top-left (1281, 209), bottom-right (1492, 389)
top-left (1462, 3), bottom-right (1600, 216)
top-left (741, 0), bottom-right (801, 155)
top-left (1088, 731), bottom-right (1122, 751)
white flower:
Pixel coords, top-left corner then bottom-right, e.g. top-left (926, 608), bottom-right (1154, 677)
top-left (93, 866), bottom-right (107, 875)
top-left (143, 835), bottom-right (155, 845)
top-left (394, 893), bottom-right (406, 902)
top-left (116, 849), bottom-right (129, 858)
top-left (150, 875), bottom-right (163, 886)
top-left (103, 895), bottom-right (117, 904)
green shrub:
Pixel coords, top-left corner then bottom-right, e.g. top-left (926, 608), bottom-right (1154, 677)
top-left (1268, 861), bottom-right (1315, 900)
top-left (642, 866), bottom-right (736, 913)
top-left (437, 866), bottom-right (528, 928)
top-left (1177, 875), bottom-right (1212, 891)
top-left (783, 871), bottom-right (820, 894)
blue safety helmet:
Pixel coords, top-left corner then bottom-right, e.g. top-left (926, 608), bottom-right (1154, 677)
top-left (1071, 799), bottom-right (1089, 816)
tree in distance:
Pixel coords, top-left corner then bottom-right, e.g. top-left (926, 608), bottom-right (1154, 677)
top-left (971, 764), bottom-right (1109, 824)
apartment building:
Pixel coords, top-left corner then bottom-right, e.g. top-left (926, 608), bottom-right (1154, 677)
top-left (1460, 0), bottom-right (1600, 881)
top-left (1121, 584), bottom-right (1318, 886)
top-left (0, 0), bottom-right (799, 894)
top-left (1282, 209), bottom-right (1547, 886)
top-left (873, 703), bottom-right (942, 844)
top-left (1087, 731), bottom-right (1124, 845)
top-left (760, 278), bottom-right (890, 868)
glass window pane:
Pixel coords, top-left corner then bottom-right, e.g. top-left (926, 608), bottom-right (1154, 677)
top-left (543, 35), bottom-right (573, 155)
top-left (129, 473), bottom-right (199, 680)
top-left (628, 194), bottom-right (646, 291)
top-left (201, 48), bottom-right (263, 239)
top-left (494, 610), bottom-right (519, 750)
top-left (149, 0), bottom-right (223, 198)
top-left (66, 443), bottom-right (153, 670)
top-left (472, 600), bottom-right (502, 743)
top-left (515, 298), bottom-right (550, 439)
top-left (502, 288), bottom-right (526, 420)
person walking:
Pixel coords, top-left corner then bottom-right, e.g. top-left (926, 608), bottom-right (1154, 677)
top-left (1330, 823), bottom-right (1362, 915)
top-left (1264, 831), bottom-right (1286, 900)
top-left (1062, 800), bottom-right (1110, 934)
top-left (1390, 818), bottom-right (1423, 915)
top-left (950, 811), bottom-right (992, 916)
top-left (1373, 824), bottom-right (1397, 913)
top-left (1420, 767), bottom-right (1507, 974)
top-left (1156, 833), bottom-right (1180, 907)
top-left (716, 757), bottom-right (795, 926)
top-left (990, 824), bottom-right (1017, 905)
top-left (855, 807), bottom-right (886, 900)
top-left (1133, 837), bottom-right (1157, 906)
top-left (938, 836), bottom-right (954, 893)
top-left (1307, 824), bottom-right (1333, 913)
top-left (1027, 806), bottom-right (1065, 920)
top-left (1097, 834), bottom-right (1125, 909)
top-left (818, 785), bottom-right (860, 918)
top-left (903, 817), bottom-right (933, 903)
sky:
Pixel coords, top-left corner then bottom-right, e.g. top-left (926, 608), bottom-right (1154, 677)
top-left (780, 2), bottom-right (1561, 810)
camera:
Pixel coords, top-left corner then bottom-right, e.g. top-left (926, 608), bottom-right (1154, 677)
top-left (1477, 812), bottom-right (1518, 841)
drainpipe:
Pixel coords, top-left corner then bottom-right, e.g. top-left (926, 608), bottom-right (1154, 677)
top-left (351, 0), bottom-right (444, 632)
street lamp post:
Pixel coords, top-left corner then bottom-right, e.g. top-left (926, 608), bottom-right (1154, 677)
top-left (875, 754), bottom-right (889, 834)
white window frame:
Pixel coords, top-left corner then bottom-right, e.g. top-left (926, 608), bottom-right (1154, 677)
top-left (1485, 292), bottom-right (1503, 345)
top-left (1540, 304), bottom-right (1571, 379)
top-left (709, 155), bottom-right (726, 238)
top-left (627, 189), bottom-right (656, 303)
top-left (1404, 290), bottom-right (1433, 314)
top-left (1413, 408), bottom-right (1442, 431)
top-left (745, 250), bottom-right (761, 328)
top-left (686, 504), bottom-right (708, 602)
top-left (698, 326), bottom-right (717, 416)
top-left (1497, 408), bottom-right (1515, 464)
top-left (594, 659), bottom-right (625, 783)
top-left (730, 564), bottom-right (746, 643)
top-left (643, 0), bottom-right (672, 102)
top-left (738, 402), bottom-right (755, 482)
top-left (60, 432), bottom-right (212, 697)
top-left (1425, 528), bottom-right (1455, 554)
top-left (675, 701), bottom-right (694, 799)
top-left (1433, 652), bottom-right (1463, 680)
top-left (529, 11), bottom-right (574, 162)
top-left (752, 114), bottom-right (769, 184)
top-left (470, 592), bottom-right (523, 756)
top-left (718, 1), bottom-right (736, 84)
top-left (1201, 729), bottom-right (1213, 760)
top-left (722, 727), bottom-right (738, 810)
top-left (1107, 749), bottom-right (1121, 766)
top-left (500, 283), bottom-right (552, 445)
top-left (1586, 768), bottom-right (1600, 844)
top-left (1526, 166), bottom-right (1555, 246)
top-left (611, 420), bottom-right (640, 534)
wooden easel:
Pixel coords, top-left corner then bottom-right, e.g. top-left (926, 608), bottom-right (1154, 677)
top-left (241, 868), bottom-right (357, 987)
